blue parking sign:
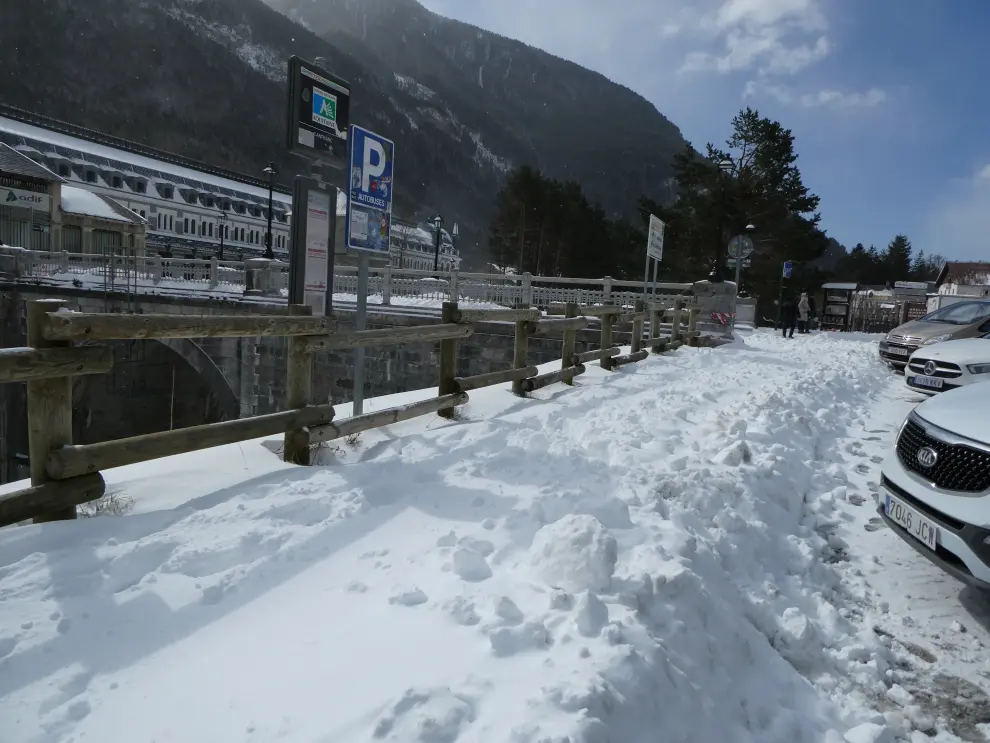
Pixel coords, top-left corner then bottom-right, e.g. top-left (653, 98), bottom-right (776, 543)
top-left (782, 260), bottom-right (793, 279)
top-left (345, 125), bottom-right (395, 254)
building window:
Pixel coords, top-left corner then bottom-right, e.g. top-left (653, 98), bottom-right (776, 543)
top-left (183, 218), bottom-right (189, 233)
top-left (136, 182), bottom-right (146, 193)
top-left (156, 214), bottom-right (162, 229)
top-left (58, 164), bottom-right (70, 177)
top-left (208, 223), bottom-right (213, 237)
top-left (86, 171), bottom-right (97, 183)
top-left (169, 215), bottom-right (173, 230)
top-left (112, 176), bottom-right (123, 188)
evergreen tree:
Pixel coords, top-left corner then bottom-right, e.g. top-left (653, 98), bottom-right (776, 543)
top-left (885, 234), bottom-right (912, 283)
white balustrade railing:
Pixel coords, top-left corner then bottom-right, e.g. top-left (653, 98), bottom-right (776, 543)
top-left (1, 248), bottom-right (696, 312)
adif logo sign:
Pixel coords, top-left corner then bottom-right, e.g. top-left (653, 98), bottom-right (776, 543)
top-left (311, 87), bottom-right (337, 131)
top-left (3, 188), bottom-right (48, 208)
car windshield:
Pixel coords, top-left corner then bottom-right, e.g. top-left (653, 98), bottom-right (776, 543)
top-left (920, 301), bottom-right (990, 325)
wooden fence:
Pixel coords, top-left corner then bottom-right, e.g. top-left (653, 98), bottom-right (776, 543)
top-left (0, 297), bottom-right (701, 527)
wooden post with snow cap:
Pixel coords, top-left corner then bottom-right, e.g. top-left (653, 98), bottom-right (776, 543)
top-left (26, 299), bottom-right (81, 522)
top-left (283, 304), bottom-right (316, 465)
top-left (438, 302), bottom-right (460, 419)
top-left (631, 299), bottom-right (646, 354)
top-left (512, 300), bottom-right (532, 396)
top-left (649, 302), bottom-right (664, 353)
top-left (561, 302), bottom-right (579, 385)
top-left (671, 298), bottom-right (684, 344)
top-left (687, 306), bottom-right (700, 347)
top-left (599, 309), bottom-right (616, 371)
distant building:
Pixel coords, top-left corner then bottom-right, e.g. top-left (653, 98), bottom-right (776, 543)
top-left (0, 143), bottom-right (146, 254)
top-left (0, 105), bottom-right (459, 269)
top-left (935, 261), bottom-right (990, 298)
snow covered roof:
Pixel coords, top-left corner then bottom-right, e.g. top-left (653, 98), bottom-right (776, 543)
top-left (822, 282), bottom-right (858, 290)
top-left (0, 142), bottom-right (63, 183)
top-left (936, 261), bottom-right (990, 287)
top-left (60, 185), bottom-right (145, 224)
top-left (0, 113), bottom-right (291, 208)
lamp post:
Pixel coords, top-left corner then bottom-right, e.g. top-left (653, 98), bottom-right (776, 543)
top-left (262, 162), bottom-right (276, 260)
top-left (432, 214), bottom-right (444, 272)
top-left (713, 157), bottom-right (734, 283)
top-left (216, 210), bottom-right (228, 260)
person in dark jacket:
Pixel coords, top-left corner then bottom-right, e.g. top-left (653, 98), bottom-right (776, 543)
top-left (780, 294), bottom-right (798, 338)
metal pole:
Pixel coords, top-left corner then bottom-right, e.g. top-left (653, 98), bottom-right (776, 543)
top-left (642, 252), bottom-right (651, 301)
top-left (264, 168), bottom-right (275, 260)
top-left (731, 250), bottom-right (742, 336)
top-left (651, 258), bottom-right (659, 303)
top-left (353, 253), bottom-right (369, 416)
top-left (433, 224), bottom-right (441, 272)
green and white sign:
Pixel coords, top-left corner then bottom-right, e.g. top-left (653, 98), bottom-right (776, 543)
top-left (3, 187), bottom-right (50, 211)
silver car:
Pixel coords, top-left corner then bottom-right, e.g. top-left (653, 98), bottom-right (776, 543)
top-left (878, 300), bottom-right (990, 370)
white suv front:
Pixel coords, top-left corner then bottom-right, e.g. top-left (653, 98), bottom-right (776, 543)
top-left (905, 334), bottom-right (990, 395)
top-left (879, 383), bottom-right (990, 589)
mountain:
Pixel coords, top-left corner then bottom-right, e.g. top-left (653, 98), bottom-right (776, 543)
top-left (0, 0), bottom-right (688, 264)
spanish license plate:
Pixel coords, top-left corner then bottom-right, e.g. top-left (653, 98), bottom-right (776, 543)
top-left (886, 346), bottom-right (909, 357)
top-left (911, 375), bottom-right (944, 390)
top-left (885, 493), bottom-right (937, 551)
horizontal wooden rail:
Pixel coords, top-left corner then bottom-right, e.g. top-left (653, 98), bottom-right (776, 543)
top-left (47, 404), bottom-right (336, 479)
top-left (547, 304), bottom-right (620, 317)
top-left (572, 346), bottom-right (621, 365)
top-left (42, 312), bottom-right (337, 341)
top-left (0, 346), bottom-right (112, 383)
top-left (524, 364), bottom-right (586, 392)
top-left (617, 311), bottom-right (648, 324)
top-left (612, 350), bottom-right (650, 367)
top-left (310, 393), bottom-right (468, 443)
top-left (0, 473), bottom-right (106, 527)
top-left (298, 323), bottom-right (473, 354)
top-left (643, 335), bottom-right (671, 350)
top-left (453, 308), bottom-right (541, 324)
top-left (455, 366), bottom-right (538, 392)
top-left (528, 317), bottom-right (589, 337)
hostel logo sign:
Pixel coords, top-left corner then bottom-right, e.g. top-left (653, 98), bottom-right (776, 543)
top-left (311, 87), bottom-right (338, 133)
top-left (5, 191), bottom-right (15, 203)
top-left (3, 188), bottom-right (48, 208)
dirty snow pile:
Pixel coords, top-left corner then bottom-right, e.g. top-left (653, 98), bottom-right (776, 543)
top-left (0, 330), bottom-right (950, 743)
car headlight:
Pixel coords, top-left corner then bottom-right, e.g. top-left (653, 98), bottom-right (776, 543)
top-left (923, 334), bottom-right (953, 345)
top-left (967, 363), bottom-right (990, 374)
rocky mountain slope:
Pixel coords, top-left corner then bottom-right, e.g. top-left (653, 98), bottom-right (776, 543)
top-left (1, 0), bottom-right (688, 262)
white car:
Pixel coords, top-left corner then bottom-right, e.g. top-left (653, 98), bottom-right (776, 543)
top-left (879, 383), bottom-right (990, 589)
top-left (904, 332), bottom-right (990, 395)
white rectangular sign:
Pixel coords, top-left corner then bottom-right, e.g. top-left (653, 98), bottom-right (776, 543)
top-left (303, 189), bottom-right (331, 314)
top-left (647, 214), bottom-right (665, 262)
top-left (3, 186), bottom-right (50, 212)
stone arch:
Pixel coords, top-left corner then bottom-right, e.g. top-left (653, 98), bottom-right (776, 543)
top-left (156, 338), bottom-right (239, 421)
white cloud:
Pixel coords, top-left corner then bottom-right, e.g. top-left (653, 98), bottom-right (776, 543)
top-left (745, 81), bottom-right (888, 109)
top-left (922, 166), bottom-right (990, 261)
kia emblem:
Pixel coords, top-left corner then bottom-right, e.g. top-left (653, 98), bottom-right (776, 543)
top-left (923, 360), bottom-right (937, 376)
top-left (916, 447), bottom-right (938, 469)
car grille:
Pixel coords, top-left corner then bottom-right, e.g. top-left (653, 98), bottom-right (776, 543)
top-left (889, 334), bottom-right (923, 344)
top-left (907, 358), bottom-right (964, 378)
top-left (897, 418), bottom-right (990, 493)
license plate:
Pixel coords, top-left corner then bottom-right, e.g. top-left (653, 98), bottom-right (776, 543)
top-left (911, 375), bottom-right (944, 389)
top-left (885, 494), bottom-right (937, 551)
top-left (885, 347), bottom-right (910, 357)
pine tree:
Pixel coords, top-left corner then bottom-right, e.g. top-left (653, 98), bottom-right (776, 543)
top-left (885, 234), bottom-right (912, 284)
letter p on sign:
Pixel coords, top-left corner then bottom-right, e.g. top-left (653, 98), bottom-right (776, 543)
top-left (361, 137), bottom-right (386, 191)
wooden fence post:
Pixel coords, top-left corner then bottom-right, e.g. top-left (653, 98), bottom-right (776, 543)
top-left (671, 298), bottom-right (684, 344)
top-left (650, 303), bottom-right (663, 353)
top-left (26, 299), bottom-right (76, 522)
top-left (631, 299), bottom-right (645, 354)
top-left (561, 301), bottom-right (578, 384)
top-left (688, 307), bottom-right (700, 347)
top-left (438, 302), bottom-right (459, 419)
top-left (512, 301), bottom-right (531, 396)
top-left (600, 310), bottom-right (615, 371)
top-left (382, 263), bottom-right (392, 305)
top-left (283, 303), bottom-right (314, 465)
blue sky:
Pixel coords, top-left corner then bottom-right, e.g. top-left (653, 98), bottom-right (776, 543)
top-left (418, 0), bottom-right (990, 262)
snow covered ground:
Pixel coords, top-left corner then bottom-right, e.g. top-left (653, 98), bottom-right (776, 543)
top-left (1, 330), bottom-right (989, 743)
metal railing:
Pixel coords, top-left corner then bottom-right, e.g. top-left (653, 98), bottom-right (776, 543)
top-left (0, 247), bottom-right (696, 311)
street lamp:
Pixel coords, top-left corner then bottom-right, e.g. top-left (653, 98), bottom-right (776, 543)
top-left (216, 210), bottom-right (228, 260)
top-left (713, 157), bottom-right (735, 283)
top-left (263, 162), bottom-right (276, 260)
top-left (432, 214), bottom-right (444, 272)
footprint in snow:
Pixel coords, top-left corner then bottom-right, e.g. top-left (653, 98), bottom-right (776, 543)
top-left (864, 518), bottom-right (886, 532)
top-left (847, 494), bottom-right (867, 506)
top-left (855, 464), bottom-right (871, 475)
top-left (870, 455), bottom-right (884, 464)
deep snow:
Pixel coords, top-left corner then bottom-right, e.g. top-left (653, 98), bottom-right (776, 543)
top-left (1, 330), bottom-right (988, 743)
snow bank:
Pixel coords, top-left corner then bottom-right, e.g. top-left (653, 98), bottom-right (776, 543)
top-left (0, 331), bottom-right (921, 743)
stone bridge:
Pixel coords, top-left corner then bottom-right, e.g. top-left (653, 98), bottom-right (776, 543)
top-left (0, 284), bottom-right (619, 483)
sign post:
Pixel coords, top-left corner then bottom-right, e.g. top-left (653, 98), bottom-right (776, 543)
top-left (777, 260), bottom-right (793, 328)
top-left (345, 124), bottom-right (395, 416)
top-left (644, 214), bottom-right (665, 300)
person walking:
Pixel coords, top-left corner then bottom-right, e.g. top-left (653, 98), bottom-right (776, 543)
top-left (781, 294), bottom-right (798, 338)
top-left (797, 292), bottom-right (811, 334)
